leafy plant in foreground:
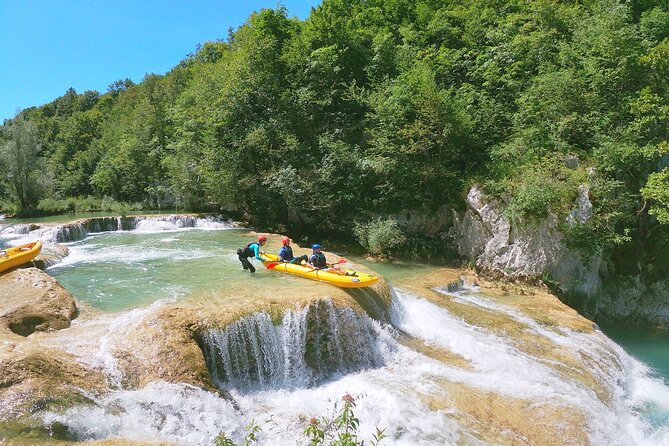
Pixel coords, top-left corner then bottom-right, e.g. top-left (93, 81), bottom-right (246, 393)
top-left (304, 393), bottom-right (386, 446)
top-left (213, 394), bottom-right (385, 446)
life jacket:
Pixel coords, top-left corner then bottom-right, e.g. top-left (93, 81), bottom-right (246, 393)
top-left (279, 245), bottom-right (294, 261)
top-left (241, 242), bottom-right (258, 258)
top-left (310, 251), bottom-right (327, 269)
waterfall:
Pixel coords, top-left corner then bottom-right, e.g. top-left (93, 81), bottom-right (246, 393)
top-left (34, 283), bottom-right (669, 446)
top-left (200, 300), bottom-right (388, 391)
top-left (0, 223), bottom-right (35, 236)
top-left (20, 215), bottom-right (237, 243)
top-left (52, 222), bottom-right (88, 243)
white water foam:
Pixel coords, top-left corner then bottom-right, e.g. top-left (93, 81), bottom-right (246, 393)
top-left (43, 297), bottom-right (179, 388)
top-left (31, 281), bottom-right (669, 445)
top-left (46, 238), bottom-right (214, 270)
top-left (132, 215), bottom-right (237, 234)
top-left (41, 382), bottom-right (243, 444)
top-left (398, 288), bottom-right (669, 445)
top-left (44, 322), bottom-right (478, 446)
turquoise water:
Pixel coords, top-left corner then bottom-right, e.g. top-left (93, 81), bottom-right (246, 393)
top-left (599, 322), bottom-right (669, 383)
top-left (47, 229), bottom-right (311, 311)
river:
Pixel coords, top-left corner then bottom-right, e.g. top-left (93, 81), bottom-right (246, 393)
top-left (1, 215), bottom-right (669, 445)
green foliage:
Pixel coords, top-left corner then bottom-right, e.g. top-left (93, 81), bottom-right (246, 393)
top-left (214, 394), bottom-right (384, 446)
top-left (642, 167), bottom-right (669, 224)
top-left (354, 218), bottom-right (406, 257)
top-left (303, 394), bottom-right (385, 446)
top-left (497, 156), bottom-right (585, 224)
top-left (0, 115), bottom-right (45, 215)
top-left (214, 432), bottom-right (237, 446)
top-left (562, 176), bottom-right (635, 259)
top-left (35, 196), bottom-right (136, 216)
top-left (213, 419), bottom-right (262, 446)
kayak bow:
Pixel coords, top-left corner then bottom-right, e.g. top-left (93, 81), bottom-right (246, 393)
top-left (0, 241), bottom-right (42, 274)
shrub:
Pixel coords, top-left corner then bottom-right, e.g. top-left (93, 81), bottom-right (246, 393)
top-left (37, 198), bottom-right (70, 214)
top-left (500, 156), bottom-right (585, 224)
top-left (353, 218), bottom-right (406, 257)
top-left (111, 201), bottom-right (131, 218)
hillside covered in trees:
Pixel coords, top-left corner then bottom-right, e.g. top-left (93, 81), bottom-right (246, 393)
top-left (2, 0), bottom-right (669, 277)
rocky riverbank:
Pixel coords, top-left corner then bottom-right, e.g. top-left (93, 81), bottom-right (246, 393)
top-left (1, 250), bottom-right (657, 445)
top-left (444, 186), bottom-right (669, 326)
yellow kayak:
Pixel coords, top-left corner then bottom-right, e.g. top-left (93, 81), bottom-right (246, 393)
top-left (0, 241), bottom-right (42, 274)
top-left (261, 253), bottom-right (379, 288)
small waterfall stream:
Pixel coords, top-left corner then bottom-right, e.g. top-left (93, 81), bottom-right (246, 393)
top-left (2, 214), bottom-right (236, 244)
top-left (200, 300), bottom-right (389, 391)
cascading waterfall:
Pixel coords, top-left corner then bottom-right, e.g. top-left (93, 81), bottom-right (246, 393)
top-left (200, 299), bottom-right (389, 391)
top-left (389, 287), bottom-right (669, 446)
top-left (52, 222), bottom-right (89, 243)
top-left (35, 283), bottom-right (669, 446)
top-left (0, 215), bottom-right (237, 244)
top-left (0, 223), bottom-right (36, 237)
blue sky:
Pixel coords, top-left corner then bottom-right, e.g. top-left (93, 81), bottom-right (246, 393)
top-left (0, 0), bottom-right (320, 121)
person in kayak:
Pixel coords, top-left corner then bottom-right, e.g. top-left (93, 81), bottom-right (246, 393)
top-left (278, 236), bottom-right (308, 264)
top-left (237, 235), bottom-right (267, 273)
top-left (308, 243), bottom-right (348, 275)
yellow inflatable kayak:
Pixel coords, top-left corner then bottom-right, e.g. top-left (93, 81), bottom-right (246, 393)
top-left (261, 253), bottom-right (378, 288)
top-left (0, 241), bottom-right (42, 274)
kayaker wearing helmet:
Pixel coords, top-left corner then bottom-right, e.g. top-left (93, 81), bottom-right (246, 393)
top-left (308, 244), bottom-right (347, 275)
top-left (278, 237), bottom-right (308, 264)
top-left (237, 235), bottom-right (267, 273)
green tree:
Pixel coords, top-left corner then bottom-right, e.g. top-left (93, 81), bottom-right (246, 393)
top-left (0, 115), bottom-right (45, 214)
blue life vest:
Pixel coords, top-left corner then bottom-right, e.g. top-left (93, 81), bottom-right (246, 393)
top-left (279, 245), bottom-right (294, 261)
top-left (310, 251), bottom-right (327, 269)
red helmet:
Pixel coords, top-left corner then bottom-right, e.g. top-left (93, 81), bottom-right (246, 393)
top-left (258, 235), bottom-right (268, 242)
top-left (282, 236), bottom-right (290, 245)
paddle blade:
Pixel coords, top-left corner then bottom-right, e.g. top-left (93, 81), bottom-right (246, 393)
top-left (265, 262), bottom-right (279, 269)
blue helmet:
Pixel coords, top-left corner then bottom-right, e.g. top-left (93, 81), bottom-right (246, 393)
top-left (312, 244), bottom-right (322, 250)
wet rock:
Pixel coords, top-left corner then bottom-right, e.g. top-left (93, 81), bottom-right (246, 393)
top-left (32, 244), bottom-right (70, 270)
top-left (0, 268), bottom-right (78, 336)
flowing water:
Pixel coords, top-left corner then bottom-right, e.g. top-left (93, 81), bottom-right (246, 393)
top-left (2, 217), bottom-right (669, 445)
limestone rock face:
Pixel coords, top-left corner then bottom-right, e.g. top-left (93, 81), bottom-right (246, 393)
top-left (584, 278), bottom-right (669, 325)
top-left (0, 268), bottom-right (78, 336)
top-left (451, 186), bottom-right (602, 297)
top-left (449, 186), bottom-right (669, 324)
